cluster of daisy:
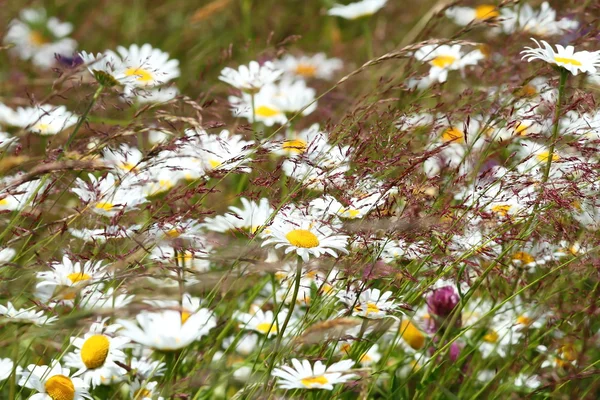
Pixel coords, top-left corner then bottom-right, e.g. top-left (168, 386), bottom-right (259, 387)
top-left (1, 1), bottom-right (600, 399)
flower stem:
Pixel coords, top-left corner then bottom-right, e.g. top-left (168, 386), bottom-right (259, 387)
top-left (263, 257), bottom-right (302, 390)
top-left (362, 19), bottom-right (374, 60)
top-left (543, 68), bottom-right (568, 183)
top-left (64, 85), bottom-right (104, 152)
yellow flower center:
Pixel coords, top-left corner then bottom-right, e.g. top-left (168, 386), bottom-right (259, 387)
top-left (339, 207), bottom-right (361, 218)
top-left (255, 105), bottom-right (280, 118)
top-left (360, 352), bottom-right (372, 363)
top-left (30, 31), bottom-right (50, 46)
top-left (483, 330), bottom-right (499, 343)
top-left (399, 320), bottom-right (426, 350)
top-left (95, 202), bottom-right (114, 211)
top-left (554, 57), bottom-right (582, 66)
top-left (166, 228), bottom-right (181, 238)
top-left (475, 5), bottom-right (499, 20)
top-left (209, 159), bottom-right (222, 169)
top-left (81, 334), bottom-right (110, 369)
top-left (491, 204), bottom-right (511, 216)
top-left (355, 301), bottom-right (381, 315)
top-left (512, 251), bottom-right (535, 265)
top-left (442, 127), bottom-right (465, 143)
top-left (431, 55), bottom-right (456, 68)
top-left (536, 151), bottom-right (560, 162)
top-left (295, 63), bottom-right (318, 77)
top-left (176, 252), bottom-right (193, 265)
top-left (301, 375), bottom-right (329, 388)
top-left (181, 311), bottom-right (191, 324)
top-left (125, 67), bottom-right (154, 82)
top-left (67, 272), bottom-right (91, 283)
top-left (120, 162), bottom-right (138, 172)
top-left (282, 139), bottom-right (308, 154)
top-left (134, 389), bottom-right (152, 398)
top-left (45, 375), bottom-right (75, 400)
top-left (514, 122), bottom-right (528, 136)
top-left (256, 322), bottom-right (278, 335)
top-left (285, 229), bottom-right (320, 248)
top-left (34, 123), bottom-right (51, 133)
top-left (517, 315), bottom-right (533, 326)
top-left (519, 84), bottom-right (537, 97)
top-left (0, 198), bottom-right (8, 206)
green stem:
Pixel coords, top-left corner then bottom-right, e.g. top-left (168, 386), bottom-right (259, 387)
top-left (9, 336), bottom-right (18, 400)
top-left (362, 18), bottom-right (374, 61)
top-left (64, 85), bottom-right (104, 152)
top-left (263, 258), bottom-right (303, 390)
top-left (543, 69), bottom-right (568, 183)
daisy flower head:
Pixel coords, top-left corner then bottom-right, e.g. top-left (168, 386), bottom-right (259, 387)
top-left (328, 0), bottom-right (387, 20)
top-left (262, 207), bottom-right (349, 262)
top-left (71, 173), bottom-right (148, 217)
top-left (339, 287), bottom-right (401, 319)
top-left (130, 380), bottom-right (164, 400)
top-left (202, 197), bottom-right (274, 234)
top-left (228, 88), bottom-right (287, 127)
top-left (18, 360), bottom-right (91, 400)
top-left (0, 301), bottom-right (57, 326)
top-left (35, 255), bottom-right (108, 305)
top-left (268, 123), bottom-right (328, 158)
top-left (0, 175), bottom-right (49, 212)
top-left (9, 104), bottom-right (78, 136)
top-left (116, 44), bottom-right (180, 88)
top-left (64, 336), bottom-right (128, 387)
top-left (3, 8), bottom-right (77, 69)
top-left (414, 44), bottom-right (484, 83)
top-left (118, 308), bottom-right (216, 351)
top-left (521, 39), bottom-right (600, 76)
top-left (219, 60), bottom-right (283, 93)
top-left (269, 78), bottom-right (318, 118)
top-left (103, 144), bottom-right (145, 176)
top-left (274, 53), bottom-right (343, 80)
top-left (272, 358), bottom-right (356, 390)
top-left (498, 2), bottom-right (579, 37)
top-left (235, 308), bottom-right (293, 337)
top-left (445, 5), bottom-right (498, 26)
top-left (191, 129), bottom-right (255, 173)
top-left (80, 287), bottom-right (135, 311)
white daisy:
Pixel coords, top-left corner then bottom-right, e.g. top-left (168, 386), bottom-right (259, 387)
top-left (327, 0), bottom-right (387, 20)
top-left (129, 358), bottom-right (166, 380)
top-left (274, 53), bottom-right (343, 80)
top-left (202, 197), bottom-right (274, 234)
top-left (118, 308), bottom-right (216, 351)
top-left (190, 129), bottom-right (255, 173)
top-left (35, 256), bottom-right (108, 305)
top-left (0, 301), bottom-right (57, 325)
top-left (414, 44), bottom-right (484, 83)
top-left (79, 288), bottom-right (134, 313)
top-left (338, 287), bottom-right (400, 319)
top-left (69, 224), bottom-right (141, 243)
top-left (498, 2), bottom-right (579, 37)
top-left (3, 8), bottom-right (77, 69)
top-left (219, 60), bottom-right (283, 93)
top-left (64, 324), bottom-right (129, 387)
top-left (10, 104), bottom-right (78, 135)
top-left (116, 44), bottom-right (180, 88)
top-left (18, 361), bottom-right (91, 400)
top-left (130, 380), bottom-right (164, 400)
top-left (272, 358), bottom-right (356, 390)
top-left (521, 39), bottom-right (600, 76)
top-left (268, 123), bottom-right (328, 157)
top-left (228, 86), bottom-right (287, 126)
top-left (445, 5), bottom-right (498, 25)
top-left (0, 175), bottom-right (48, 211)
top-left (235, 308), bottom-right (293, 337)
top-left (71, 173), bottom-right (148, 217)
top-left (103, 144), bottom-right (145, 176)
top-left (262, 207), bottom-right (349, 262)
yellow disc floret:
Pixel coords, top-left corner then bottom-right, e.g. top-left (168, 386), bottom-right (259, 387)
top-left (81, 334), bottom-right (110, 369)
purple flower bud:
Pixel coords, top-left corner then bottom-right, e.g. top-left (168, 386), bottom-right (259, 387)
top-left (449, 341), bottom-right (462, 362)
top-left (427, 286), bottom-right (459, 318)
